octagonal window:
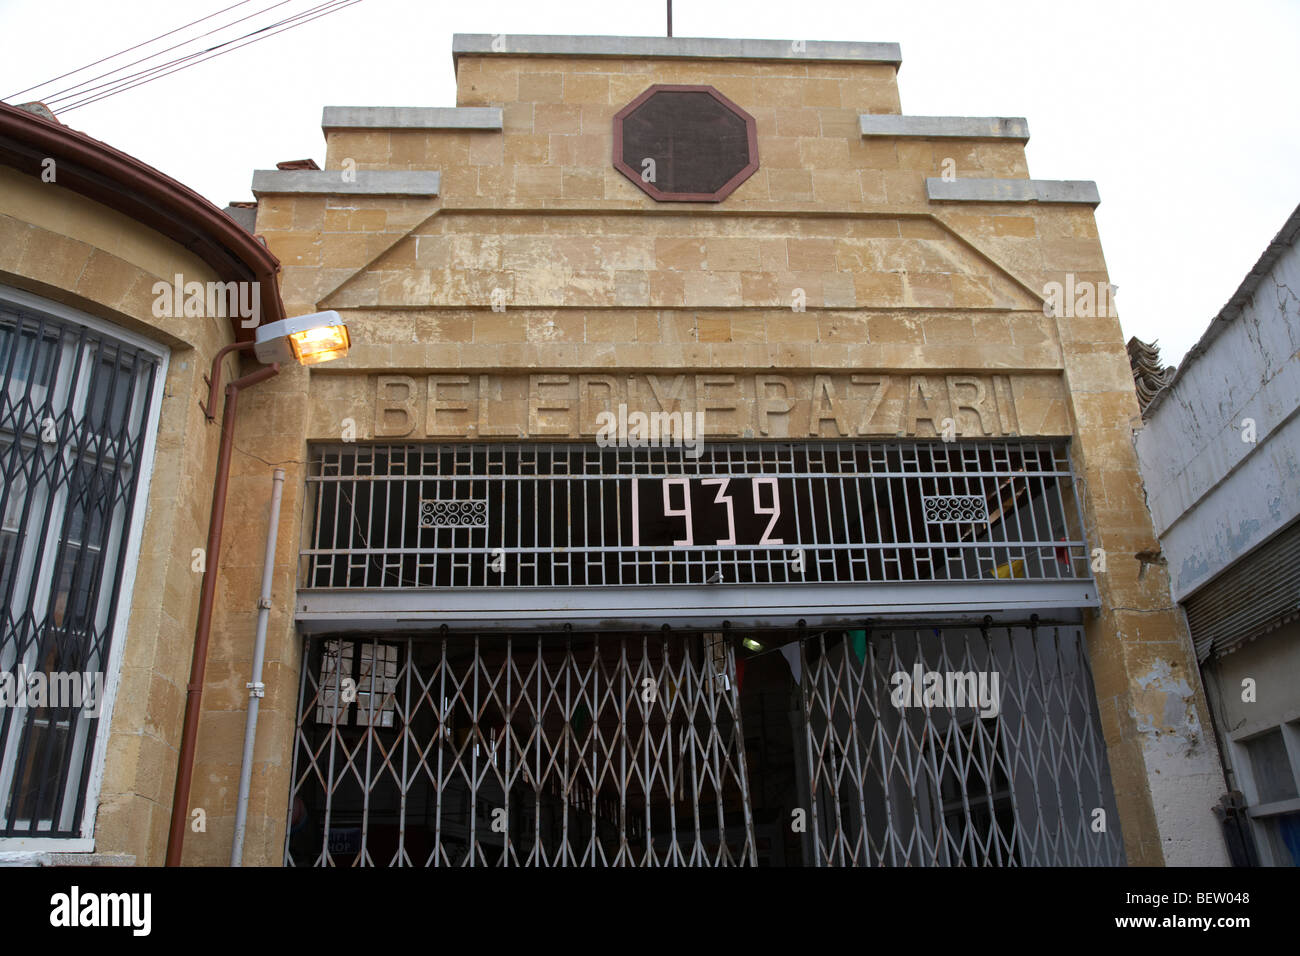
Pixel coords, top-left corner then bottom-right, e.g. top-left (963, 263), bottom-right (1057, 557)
top-left (613, 85), bottom-right (759, 202)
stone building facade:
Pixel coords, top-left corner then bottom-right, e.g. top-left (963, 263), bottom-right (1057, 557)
top-left (0, 34), bottom-right (1233, 866)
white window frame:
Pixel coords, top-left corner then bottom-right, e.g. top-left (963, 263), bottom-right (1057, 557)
top-left (1228, 707), bottom-right (1300, 866)
top-left (0, 283), bottom-right (169, 853)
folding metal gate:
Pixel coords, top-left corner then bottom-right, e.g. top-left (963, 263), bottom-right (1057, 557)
top-left (797, 622), bottom-right (1125, 866)
top-left (286, 622), bottom-right (1124, 866)
top-left (286, 631), bottom-right (756, 866)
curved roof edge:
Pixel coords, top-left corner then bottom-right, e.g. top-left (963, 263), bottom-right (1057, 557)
top-left (0, 102), bottom-right (285, 340)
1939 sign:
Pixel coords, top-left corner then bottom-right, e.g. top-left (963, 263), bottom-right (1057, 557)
top-left (631, 476), bottom-right (791, 548)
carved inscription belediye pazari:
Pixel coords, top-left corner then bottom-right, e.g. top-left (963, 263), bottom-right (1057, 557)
top-left (367, 372), bottom-right (1069, 440)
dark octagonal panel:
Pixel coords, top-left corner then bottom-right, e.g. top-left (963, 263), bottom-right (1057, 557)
top-left (613, 85), bottom-right (759, 202)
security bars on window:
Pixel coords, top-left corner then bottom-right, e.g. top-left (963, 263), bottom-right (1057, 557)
top-left (301, 441), bottom-right (1089, 589)
top-left (0, 302), bottom-right (159, 837)
top-left (285, 623), bottom-right (1124, 866)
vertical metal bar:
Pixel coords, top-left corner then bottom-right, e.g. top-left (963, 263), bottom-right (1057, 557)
top-left (838, 628), bottom-right (872, 865)
top-left (868, 633), bottom-right (898, 866)
top-left (397, 636), bottom-right (412, 865)
top-left (320, 639), bottom-right (342, 866)
top-left (560, 634), bottom-right (572, 864)
top-left (617, 637), bottom-right (630, 865)
top-left (283, 633), bottom-right (311, 865)
top-left (534, 632), bottom-right (545, 865)
top-left (725, 638), bottom-right (758, 865)
top-left (432, 636), bottom-right (448, 865)
top-left (799, 634), bottom-right (825, 866)
top-left (357, 638), bottom-right (378, 865)
top-left (468, 634), bottom-right (480, 866)
top-left (502, 634), bottom-right (514, 866)
top-left (641, 632), bottom-right (655, 864)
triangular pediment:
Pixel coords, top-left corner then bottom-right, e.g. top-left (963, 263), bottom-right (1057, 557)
top-left (320, 212), bottom-right (1044, 311)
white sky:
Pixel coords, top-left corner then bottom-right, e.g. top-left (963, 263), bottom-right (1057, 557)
top-left (2, 0), bottom-right (1297, 366)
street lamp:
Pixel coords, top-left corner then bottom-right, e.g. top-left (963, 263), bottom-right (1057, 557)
top-left (166, 310), bottom-right (350, 866)
top-left (253, 310), bottom-right (351, 366)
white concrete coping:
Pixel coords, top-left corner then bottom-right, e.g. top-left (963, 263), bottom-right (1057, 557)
top-left (251, 169), bottom-right (441, 197)
top-left (925, 177), bottom-right (1100, 205)
top-left (452, 34), bottom-right (902, 65)
top-left (861, 115), bottom-right (1029, 141)
top-left (322, 106), bottom-right (503, 131)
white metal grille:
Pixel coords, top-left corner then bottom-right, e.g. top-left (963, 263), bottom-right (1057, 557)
top-left (301, 441), bottom-right (1089, 590)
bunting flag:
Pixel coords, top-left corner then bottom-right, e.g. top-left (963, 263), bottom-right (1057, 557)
top-left (779, 643), bottom-right (802, 686)
top-left (992, 558), bottom-right (1026, 579)
top-left (848, 629), bottom-right (867, 664)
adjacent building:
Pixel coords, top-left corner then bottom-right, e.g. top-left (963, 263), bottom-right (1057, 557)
top-left (1134, 202), bottom-right (1300, 867)
top-left (0, 99), bottom-right (283, 862)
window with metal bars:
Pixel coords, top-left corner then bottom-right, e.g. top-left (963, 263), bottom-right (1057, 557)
top-left (314, 639), bottom-right (400, 728)
top-left (0, 292), bottom-right (161, 839)
top-left (301, 441), bottom-right (1089, 590)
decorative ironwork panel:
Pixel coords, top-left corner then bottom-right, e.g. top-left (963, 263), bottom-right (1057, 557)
top-left (419, 498), bottom-right (487, 529)
top-left (286, 632), bottom-right (757, 866)
top-left (0, 299), bottom-right (159, 837)
top-left (301, 441), bottom-right (1090, 589)
top-left (797, 623), bottom-right (1125, 866)
top-left (922, 494), bottom-right (989, 524)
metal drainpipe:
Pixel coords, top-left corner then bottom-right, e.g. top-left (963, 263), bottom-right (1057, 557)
top-left (231, 467), bottom-right (285, 866)
top-left (165, 344), bottom-right (279, 865)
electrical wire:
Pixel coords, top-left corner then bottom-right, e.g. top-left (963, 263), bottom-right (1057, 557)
top-left (48, 3), bottom-right (303, 111)
top-left (42, 0), bottom-right (303, 108)
top-left (6, 0), bottom-right (260, 101)
top-left (57, 0), bottom-right (363, 114)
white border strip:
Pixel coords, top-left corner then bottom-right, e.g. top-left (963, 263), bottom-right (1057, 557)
top-left (322, 106), bottom-right (503, 131)
top-left (925, 177), bottom-right (1100, 205)
top-left (860, 115), bottom-right (1029, 141)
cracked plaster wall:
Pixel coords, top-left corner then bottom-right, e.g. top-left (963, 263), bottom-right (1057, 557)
top-left (1135, 238), bottom-right (1300, 600)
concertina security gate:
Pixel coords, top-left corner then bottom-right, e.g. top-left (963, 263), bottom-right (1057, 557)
top-left (285, 622), bottom-right (1125, 866)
